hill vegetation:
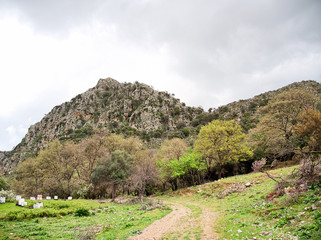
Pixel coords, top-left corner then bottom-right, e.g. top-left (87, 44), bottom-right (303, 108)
top-left (0, 78), bottom-right (321, 238)
top-left (1, 78), bottom-right (208, 174)
top-left (1, 162), bottom-right (320, 239)
top-left (1, 79), bottom-right (320, 175)
top-left (0, 80), bottom-right (319, 199)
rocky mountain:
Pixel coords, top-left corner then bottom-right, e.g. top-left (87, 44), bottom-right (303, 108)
top-left (0, 78), bottom-right (204, 173)
top-left (1, 78), bottom-right (320, 174)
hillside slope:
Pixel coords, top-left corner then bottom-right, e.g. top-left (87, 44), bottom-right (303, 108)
top-left (212, 80), bottom-right (321, 132)
top-left (0, 79), bottom-right (320, 174)
top-left (0, 78), bottom-right (204, 173)
top-left (153, 164), bottom-right (321, 239)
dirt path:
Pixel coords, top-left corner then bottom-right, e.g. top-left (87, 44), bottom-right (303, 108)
top-left (199, 205), bottom-right (218, 240)
top-left (128, 202), bottom-right (191, 240)
top-left (128, 198), bottom-right (219, 240)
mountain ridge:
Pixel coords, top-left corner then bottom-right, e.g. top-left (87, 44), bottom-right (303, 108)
top-left (1, 78), bottom-right (320, 174)
top-left (0, 77), bottom-right (203, 173)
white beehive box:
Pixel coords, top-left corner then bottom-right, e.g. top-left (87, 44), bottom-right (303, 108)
top-left (33, 202), bottom-right (43, 208)
top-left (18, 198), bottom-right (27, 206)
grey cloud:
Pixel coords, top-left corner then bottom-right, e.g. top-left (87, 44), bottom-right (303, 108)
top-left (0, 0), bottom-right (320, 150)
top-left (1, 0), bottom-right (320, 95)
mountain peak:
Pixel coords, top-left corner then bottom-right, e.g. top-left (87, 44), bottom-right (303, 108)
top-left (96, 77), bottom-right (120, 88)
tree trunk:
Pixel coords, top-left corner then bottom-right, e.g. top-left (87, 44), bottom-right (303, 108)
top-left (112, 183), bottom-right (116, 200)
top-left (190, 171), bottom-right (195, 185)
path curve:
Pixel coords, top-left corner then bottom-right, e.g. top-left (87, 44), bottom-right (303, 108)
top-left (128, 202), bottom-right (191, 240)
top-left (128, 199), bottom-right (219, 240)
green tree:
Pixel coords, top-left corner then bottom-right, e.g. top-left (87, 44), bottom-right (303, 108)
top-left (157, 138), bottom-right (188, 190)
top-left (194, 119), bottom-right (252, 179)
top-left (295, 109), bottom-right (321, 153)
top-left (250, 88), bottom-right (317, 160)
top-left (91, 150), bottom-right (134, 199)
top-left (0, 175), bottom-right (9, 190)
top-left (78, 134), bottom-right (106, 183)
top-left (167, 149), bottom-right (206, 186)
top-left (12, 156), bottom-right (44, 196)
top-left (38, 140), bottom-right (80, 198)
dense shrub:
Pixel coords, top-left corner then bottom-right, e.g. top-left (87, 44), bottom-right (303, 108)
top-left (0, 189), bottom-right (15, 199)
top-left (0, 176), bottom-right (9, 190)
top-left (75, 208), bottom-right (90, 217)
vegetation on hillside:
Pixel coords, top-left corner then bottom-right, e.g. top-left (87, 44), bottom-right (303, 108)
top-left (160, 163), bottom-right (320, 239)
top-left (0, 82), bottom-right (321, 239)
top-left (0, 86), bottom-right (318, 201)
top-left (2, 80), bottom-right (320, 175)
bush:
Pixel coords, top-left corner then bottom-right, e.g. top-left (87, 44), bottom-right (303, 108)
top-left (75, 208), bottom-right (90, 217)
top-left (181, 128), bottom-right (190, 137)
top-left (0, 176), bottom-right (9, 190)
top-left (0, 189), bottom-right (15, 199)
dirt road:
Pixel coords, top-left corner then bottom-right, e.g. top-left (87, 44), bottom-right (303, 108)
top-left (128, 198), bottom-right (219, 240)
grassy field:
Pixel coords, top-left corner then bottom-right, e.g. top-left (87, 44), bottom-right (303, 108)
top-left (0, 198), bottom-right (171, 239)
top-left (1, 166), bottom-right (320, 239)
top-left (204, 166), bottom-right (321, 239)
top-left (157, 165), bottom-right (321, 239)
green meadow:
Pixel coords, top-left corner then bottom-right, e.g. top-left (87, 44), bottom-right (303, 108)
top-left (0, 199), bottom-right (171, 240)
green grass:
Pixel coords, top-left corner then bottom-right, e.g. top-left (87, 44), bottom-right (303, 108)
top-left (156, 165), bottom-right (321, 239)
top-left (1, 166), bottom-right (320, 239)
top-left (0, 199), bottom-right (171, 239)
top-left (194, 165), bottom-right (321, 239)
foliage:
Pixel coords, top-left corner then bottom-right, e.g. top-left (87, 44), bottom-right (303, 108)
top-left (0, 189), bottom-right (15, 199)
top-left (166, 149), bottom-right (206, 186)
top-left (195, 119), bottom-right (253, 178)
top-left (130, 149), bottom-right (159, 201)
top-left (295, 109), bottom-right (321, 152)
top-left (92, 150), bottom-right (134, 184)
top-left (159, 138), bottom-right (188, 162)
top-left (12, 156), bottom-right (44, 196)
top-left (0, 175), bottom-right (9, 190)
top-left (74, 208), bottom-right (90, 217)
top-left (91, 150), bottom-right (134, 198)
top-left (250, 88), bottom-right (317, 160)
top-left (240, 111), bottom-right (257, 133)
top-left (61, 125), bottom-right (94, 142)
top-left (12, 132), bottom-right (146, 199)
top-left (38, 140), bottom-right (81, 198)
top-left (157, 138), bottom-right (188, 190)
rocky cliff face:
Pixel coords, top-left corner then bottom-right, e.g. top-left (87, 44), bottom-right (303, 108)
top-left (1, 79), bottom-right (320, 174)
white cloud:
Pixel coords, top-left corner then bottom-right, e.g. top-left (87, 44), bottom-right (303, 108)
top-left (6, 125), bottom-right (27, 147)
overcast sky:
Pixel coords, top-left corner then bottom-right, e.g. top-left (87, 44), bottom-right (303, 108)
top-left (0, 0), bottom-right (320, 151)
